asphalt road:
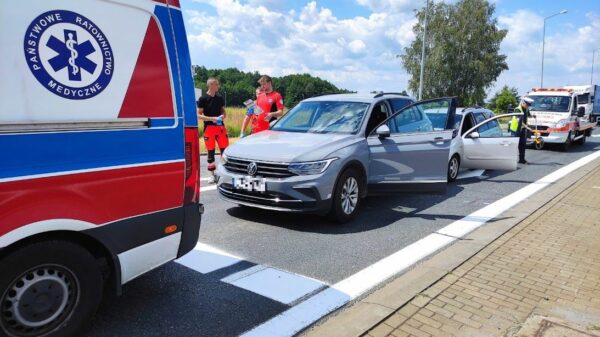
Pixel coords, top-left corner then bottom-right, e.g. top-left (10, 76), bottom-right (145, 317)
top-left (87, 131), bottom-right (600, 337)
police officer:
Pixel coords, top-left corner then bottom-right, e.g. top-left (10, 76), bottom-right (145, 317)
top-left (510, 97), bottom-right (534, 164)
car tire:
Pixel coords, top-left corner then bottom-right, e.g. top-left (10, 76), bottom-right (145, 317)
top-left (328, 168), bottom-right (361, 224)
top-left (0, 241), bottom-right (103, 337)
top-left (575, 133), bottom-right (586, 145)
top-left (447, 155), bottom-right (460, 182)
top-left (561, 132), bottom-right (572, 152)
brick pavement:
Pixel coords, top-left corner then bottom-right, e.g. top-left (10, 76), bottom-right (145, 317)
top-left (363, 164), bottom-right (600, 337)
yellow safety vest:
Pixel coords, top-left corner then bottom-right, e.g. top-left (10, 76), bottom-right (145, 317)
top-left (510, 116), bottom-right (519, 132)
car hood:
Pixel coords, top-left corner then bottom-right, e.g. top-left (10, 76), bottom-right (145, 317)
top-left (225, 131), bottom-right (360, 162)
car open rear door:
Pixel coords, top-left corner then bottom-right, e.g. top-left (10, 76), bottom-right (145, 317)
top-left (367, 97), bottom-right (457, 194)
top-left (461, 113), bottom-right (521, 171)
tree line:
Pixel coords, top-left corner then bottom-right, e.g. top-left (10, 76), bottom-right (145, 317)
top-left (193, 66), bottom-right (352, 108)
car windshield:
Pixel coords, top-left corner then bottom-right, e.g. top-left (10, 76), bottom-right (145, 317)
top-left (528, 95), bottom-right (571, 113)
top-left (272, 101), bottom-right (369, 134)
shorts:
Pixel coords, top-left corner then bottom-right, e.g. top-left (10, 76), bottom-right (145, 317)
top-left (204, 125), bottom-right (229, 152)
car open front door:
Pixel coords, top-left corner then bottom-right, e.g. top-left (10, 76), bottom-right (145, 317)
top-left (367, 97), bottom-right (457, 195)
top-left (461, 113), bottom-right (521, 171)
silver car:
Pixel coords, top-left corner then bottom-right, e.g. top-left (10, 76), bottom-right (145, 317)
top-left (426, 107), bottom-right (519, 181)
top-left (216, 93), bottom-right (457, 223)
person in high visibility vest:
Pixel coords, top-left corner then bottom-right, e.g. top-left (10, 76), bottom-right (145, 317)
top-left (511, 97), bottom-right (534, 164)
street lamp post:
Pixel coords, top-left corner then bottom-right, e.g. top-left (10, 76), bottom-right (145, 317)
top-left (541, 10), bottom-right (568, 87)
top-left (592, 48), bottom-right (600, 85)
top-left (418, 0), bottom-right (430, 101)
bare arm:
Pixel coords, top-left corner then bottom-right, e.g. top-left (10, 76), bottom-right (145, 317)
top-left (241, 115), bottom-right (250, 135)
top-left (197, 108), bottom-right (219, 122)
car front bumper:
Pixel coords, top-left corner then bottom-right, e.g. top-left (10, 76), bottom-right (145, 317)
top-left (215, 165), bottom-right (335, 214)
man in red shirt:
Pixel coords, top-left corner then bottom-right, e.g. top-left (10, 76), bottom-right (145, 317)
top-left (249, 75), bottom-right (285, 134)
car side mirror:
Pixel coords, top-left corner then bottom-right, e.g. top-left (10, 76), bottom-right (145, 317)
top-left (376, 125), bottom-right (390, 138)
top-left (469, 131), bottom-right (480, 139)
top-left (577, 106), bottom-right (585, 118)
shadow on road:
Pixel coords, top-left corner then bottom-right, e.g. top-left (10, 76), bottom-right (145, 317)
top-left (225, 183), bottom-right (466, 234)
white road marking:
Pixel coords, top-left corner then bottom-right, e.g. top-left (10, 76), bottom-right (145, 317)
top-left (175, 243), bottom-right (242, 274)
top-left (591, 134), bottom-right (600, 138)
top-left (200, 185), bottom-right (217, 192)
top-left (221, 265), bottom-right (267, 283)
top-left (240, 149), bottom-right (600, 337)
top-left (200, 177), bottom-right (211, 182)
top-left (456, 169), bottom-right (485, 180)
top-left (226, 268), bottom-right (327, 305)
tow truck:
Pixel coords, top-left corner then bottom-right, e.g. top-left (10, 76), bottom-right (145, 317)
top-left (525, 88), bottom-right (597, 151)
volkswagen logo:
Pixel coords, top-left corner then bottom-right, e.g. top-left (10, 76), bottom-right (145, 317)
top-left (247, 162), bottom-right (258, 176)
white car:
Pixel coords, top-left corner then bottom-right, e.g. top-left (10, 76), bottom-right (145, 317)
top-left (426, 107), bottom-right (520, 182)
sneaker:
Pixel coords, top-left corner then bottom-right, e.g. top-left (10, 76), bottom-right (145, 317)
top-left (208, 175), bottom-right (217, 184)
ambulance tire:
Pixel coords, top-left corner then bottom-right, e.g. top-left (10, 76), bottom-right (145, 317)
top-left (575, 134), bottom-right (586, 146)
top-left (328, 168), bottom-right (362, 224)
top-left (0, 241), bottom-right (103, 337)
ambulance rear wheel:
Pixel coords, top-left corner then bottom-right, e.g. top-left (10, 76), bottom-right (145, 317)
top-left (0, 241), bottom-right (103, 337)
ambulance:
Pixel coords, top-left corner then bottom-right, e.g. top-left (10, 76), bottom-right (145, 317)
top-left (525, 87), bottom-right (596, 151)
top-left (0, 1), bottom-right (202, 336)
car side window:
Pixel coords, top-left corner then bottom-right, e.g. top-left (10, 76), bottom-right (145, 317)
top-left (389, 98), bottom-right (412, 113)
top-left (460, 113), bottom-right (474, 135)
top-left (473, 112), bottom-right (489, 132)
top-left (477, 119), bottom-right (503, 138)
top-left (365, 101), bottom-right (390, 136)
top-left (390, 104), bottom-right (434, 134)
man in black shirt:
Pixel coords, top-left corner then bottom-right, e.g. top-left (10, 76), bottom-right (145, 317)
top-left (197, 77), bottom-right (228, 183)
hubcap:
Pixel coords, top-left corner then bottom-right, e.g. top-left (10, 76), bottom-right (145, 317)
top-left (341, 177), bottom-right (359, 215)
top-left (1, 266), bottom-right (78, 337)
top-left (449, 158), bottom-right (459, 179)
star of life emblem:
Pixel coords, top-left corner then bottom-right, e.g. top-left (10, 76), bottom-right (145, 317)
top-left (24, 10), bottom-right (114, 100)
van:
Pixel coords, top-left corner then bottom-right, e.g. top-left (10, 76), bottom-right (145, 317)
top-left (0, 1), bottom-right (202, 336)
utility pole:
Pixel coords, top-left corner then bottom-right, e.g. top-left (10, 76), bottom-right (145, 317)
top-left (541, 10), bottom-right (567, 87)
top-left (418, 0), bottom-right (430, 101)
top-left (592, 48), bottom-right (600, 85)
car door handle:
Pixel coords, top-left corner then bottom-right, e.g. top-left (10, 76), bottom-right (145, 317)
top-left (432, 137), bottom-right (445, 144)
top-left (500, 141), bottom-right (512, 147)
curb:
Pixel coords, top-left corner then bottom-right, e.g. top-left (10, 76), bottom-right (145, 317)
top-left (301, 156), bottom-right (600, 337)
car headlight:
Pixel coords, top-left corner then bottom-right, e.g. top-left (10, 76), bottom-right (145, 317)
top-left (555, 119), bottom-right (569, 128)
top-left (288, 158), bottom-right (338, 175)
top-left (221, 153), bottom-right (228, 165)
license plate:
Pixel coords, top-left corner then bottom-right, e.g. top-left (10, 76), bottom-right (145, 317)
top-left (233, 176), bottom-right (266, 192)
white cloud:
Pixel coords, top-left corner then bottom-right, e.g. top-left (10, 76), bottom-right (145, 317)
top-left (184, 1), bottom-right (600, 98)
top-left (184, 0), bottom-right (416, 93)
top-left (493, 11), bottom-right (600, 97)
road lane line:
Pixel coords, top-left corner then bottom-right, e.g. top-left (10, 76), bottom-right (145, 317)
top-left (175, 242), bottom-right (242, 274)
top-left (221, 265), bottom-right (267, 283)
top-left (456, 169), bottom-right (485, 180)
top-left (240, 149), bottom-right (600, 337)
top-left (227, 267), bottom-right (328, 305)
top-left (200, 185), bottom-right (217, 192)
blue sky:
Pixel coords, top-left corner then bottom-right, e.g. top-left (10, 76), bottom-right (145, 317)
top-left (181, 0), bottom-right (600, 99)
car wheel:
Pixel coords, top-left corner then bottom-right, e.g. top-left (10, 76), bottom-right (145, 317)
top-left (447, 155), bottom-right (460, 182)
top-left (0, 241), bottom-right (103, 337)
top-left (575, 133), bottom-right (586, 145)
top-left (561, 132), bottom-right (572, 151)
top-left (328, 168), bottom-right (361, 223)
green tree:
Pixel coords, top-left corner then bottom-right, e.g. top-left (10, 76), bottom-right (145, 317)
top-left (193, 67), bottom-right (351, 107)
top-left (401, 0), bottom-right (508, 106)
top-left (487, 86), bottom-right (519, 114)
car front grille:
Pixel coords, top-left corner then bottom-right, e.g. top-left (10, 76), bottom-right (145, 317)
top-left (224, 157), bottom-right (296, 178)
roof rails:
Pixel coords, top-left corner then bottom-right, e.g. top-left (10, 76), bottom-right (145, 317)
top-left (373, 92), bottom-right (409, 98)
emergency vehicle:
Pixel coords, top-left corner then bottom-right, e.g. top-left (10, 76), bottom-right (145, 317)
top-left (0, 1), bottom-right (202, 336)
top-left (525, 87), bottom-right (596, 151)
